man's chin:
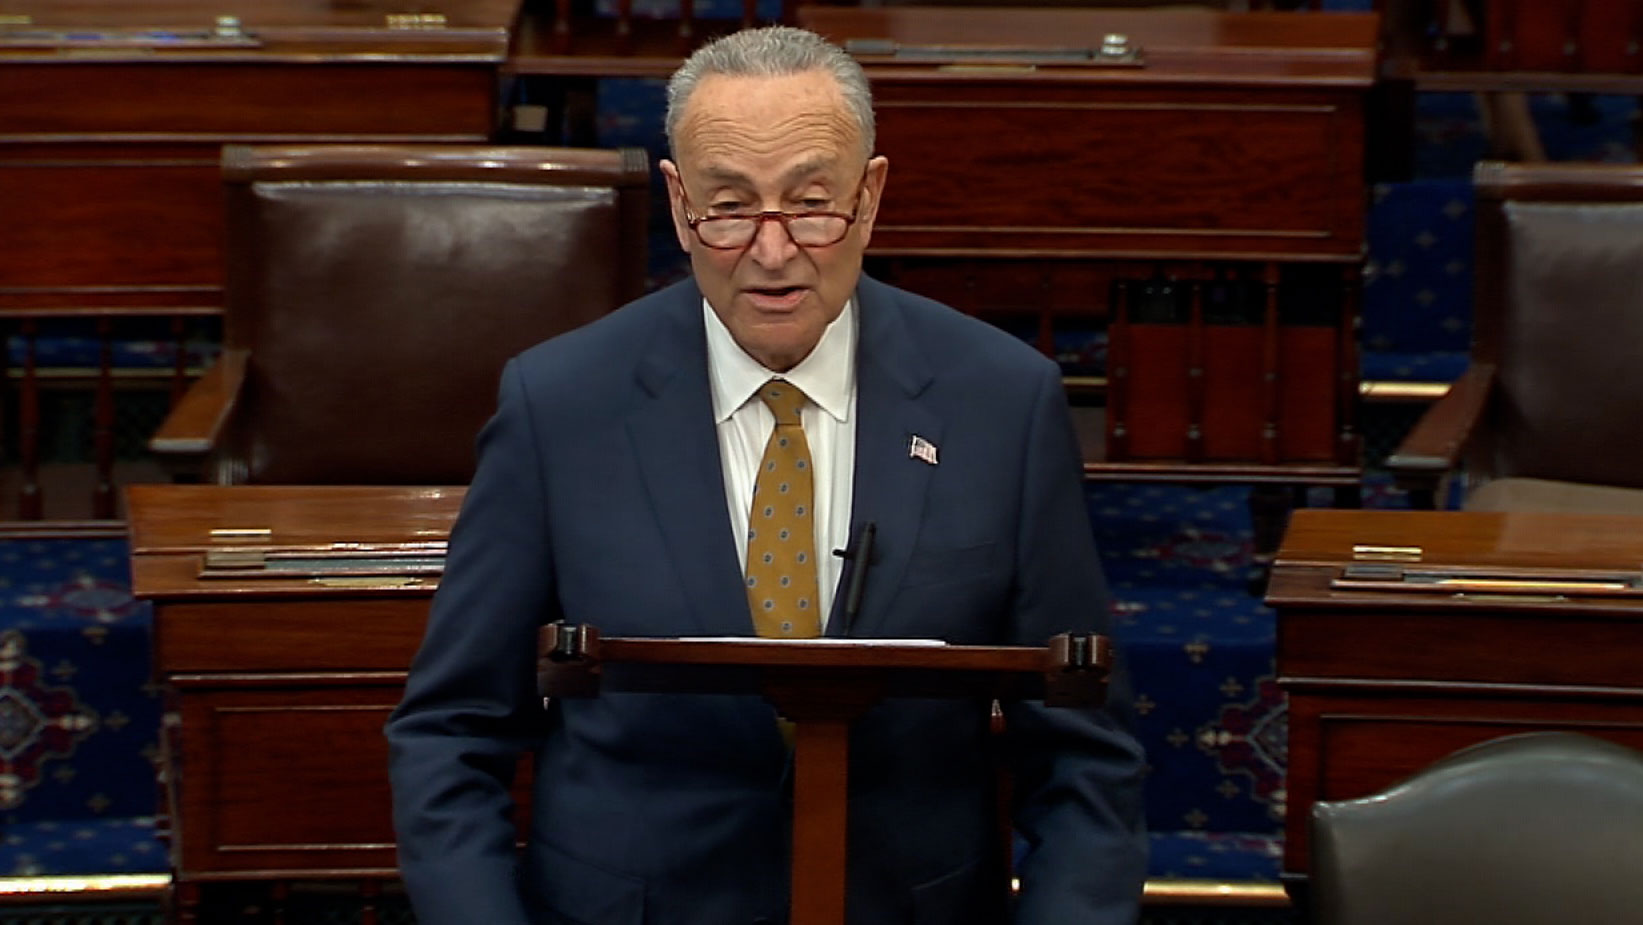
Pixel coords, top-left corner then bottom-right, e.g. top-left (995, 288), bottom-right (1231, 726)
top-left (737, 324), bottom-right (822, 372)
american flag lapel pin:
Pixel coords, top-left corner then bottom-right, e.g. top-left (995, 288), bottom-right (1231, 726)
top-left (909, 434), bottom-right (939, 466)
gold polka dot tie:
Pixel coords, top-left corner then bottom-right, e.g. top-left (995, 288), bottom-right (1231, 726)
top-left (745, 380), bottom-right (821, 639)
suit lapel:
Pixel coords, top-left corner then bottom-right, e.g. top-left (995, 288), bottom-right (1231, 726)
top-left (627, 285), bottom-right (752, 637)
top-left (829, 278), bottom-right (941, 638)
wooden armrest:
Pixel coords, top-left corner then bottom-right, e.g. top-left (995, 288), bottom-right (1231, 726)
top-left (1383, 362), bottom-right (1495, 503)
top-left (148, 348), bottom-right (249, 458)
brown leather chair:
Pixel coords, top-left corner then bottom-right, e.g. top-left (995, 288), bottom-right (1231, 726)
top-left (1310, 731), bottom-right (1643, 925)
top-left (1387, 161), bottom-right (1643, 512)
top-left (150, 144), bottom-right (649, 484)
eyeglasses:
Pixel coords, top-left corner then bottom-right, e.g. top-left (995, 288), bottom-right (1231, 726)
top-left (679, 176), bottom-right (867, 250)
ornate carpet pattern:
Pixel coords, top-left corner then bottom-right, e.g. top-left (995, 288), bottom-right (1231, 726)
top-left (1094, 484), bottom-right (1286, 881)
top-left (0, 539), bottom-right (160, 876)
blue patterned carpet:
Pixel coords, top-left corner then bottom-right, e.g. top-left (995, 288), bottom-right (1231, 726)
top-left (1092, 484), bottom-right (1285, 879)
top-left (0, 539), bottom-right (161, 876)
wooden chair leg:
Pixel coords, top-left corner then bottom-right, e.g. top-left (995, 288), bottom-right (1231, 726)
top-left (360, 879), bottom-right (382, 925)
top-left (1477, 91), bottom-right (1547, 162)
top-left (269, 880), bottom-right (290, 925)
top-left (168, 880), bottom-right (201, 925)
top-left (1246, 483), bottom-right (1296, 596)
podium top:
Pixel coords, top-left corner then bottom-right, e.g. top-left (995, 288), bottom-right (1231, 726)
top-left (539, 626), bottom-right (1112, 709)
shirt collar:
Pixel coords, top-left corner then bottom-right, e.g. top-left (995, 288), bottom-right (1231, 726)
top-left (705, 296), bottom-right (856, 424)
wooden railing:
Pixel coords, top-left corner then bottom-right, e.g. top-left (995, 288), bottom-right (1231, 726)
top-left (0, 308), bottom-right (216, 523)
top-left (1381, 0), bottom-right (1643, 87)
top-left (539, 0), bottom-right (787, 59)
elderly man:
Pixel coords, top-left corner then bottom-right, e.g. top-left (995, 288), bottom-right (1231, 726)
top-left (387, 25), bottom-right (1145, 925)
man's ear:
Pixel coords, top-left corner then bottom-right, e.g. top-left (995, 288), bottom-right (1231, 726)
top-left (855, 155), bottom-right (890, 247)
top-left (658, 159), bottom-right (693, 254)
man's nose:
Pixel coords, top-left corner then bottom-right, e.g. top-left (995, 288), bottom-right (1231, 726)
top-left (747, 215), bottom-right (798, 268)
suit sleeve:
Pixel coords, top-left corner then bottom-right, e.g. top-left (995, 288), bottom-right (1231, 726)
top-left (1001, 361), bottom-right (1148, 925)
top-left (385, 358), bottom-right (554, 925)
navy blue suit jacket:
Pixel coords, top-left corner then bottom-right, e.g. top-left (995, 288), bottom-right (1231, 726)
top-left (386, 276), bottom-right (1146, 925)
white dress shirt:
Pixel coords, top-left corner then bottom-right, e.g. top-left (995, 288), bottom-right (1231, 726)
top-left (704, 298), bottom-right (858, 628)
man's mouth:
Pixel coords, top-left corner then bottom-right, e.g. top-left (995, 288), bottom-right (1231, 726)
top-left (746, 286), bottom-right (807, 307)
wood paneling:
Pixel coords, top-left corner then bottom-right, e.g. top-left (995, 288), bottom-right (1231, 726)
top-left (872, 88), bottom-right (1362, 260)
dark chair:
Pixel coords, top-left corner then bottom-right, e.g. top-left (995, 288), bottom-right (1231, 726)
top-left (150, 143), bottom-right (649, 485)
top-left (1387, 161), bottom-right (1643, 511)
top-left (1310, 731), bottom-right (1643, 925)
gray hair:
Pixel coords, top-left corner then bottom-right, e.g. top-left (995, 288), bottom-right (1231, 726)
top-left (665, 26), bottom-right (875, 160)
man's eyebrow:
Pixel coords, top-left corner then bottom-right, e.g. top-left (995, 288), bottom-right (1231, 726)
top-left (693, 158), bottom-right (842, 188)
top-left (697, 165), bottom-right (752, 185)
top-left (779, 157), bottom-right (839, 186)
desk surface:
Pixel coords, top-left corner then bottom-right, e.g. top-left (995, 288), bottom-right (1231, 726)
top-left (1276, 508), bottom-right (1643, 569)
top-left (126, 483), bottom-right (464, 555)
top-left (799, 8), bottom-right (1378, 88)
top-left (1269, 508), bottom-right (1643, 616)
top-left (508, 8), bottom-right (1379, 83)
top-left (0, 0), bottom-right (522, 60)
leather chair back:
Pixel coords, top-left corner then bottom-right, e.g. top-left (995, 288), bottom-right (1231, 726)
top-left (1310, 731), bottom-right (1643, 925)
top-left (1471, 163), bottom-right (1643, 490)
top-left (221, 144), bottom-right (649, 484)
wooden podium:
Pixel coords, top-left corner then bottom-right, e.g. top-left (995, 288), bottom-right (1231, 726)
top-left (1268, 508), bottom-right (1643, 892)
top-left (537, 626), bottom-right (1113, 925)
top-left (126, 483), bottom-right (467, 921)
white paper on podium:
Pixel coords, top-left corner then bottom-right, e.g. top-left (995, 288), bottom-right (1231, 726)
top-left (682, 636), bottom-right (947, 646)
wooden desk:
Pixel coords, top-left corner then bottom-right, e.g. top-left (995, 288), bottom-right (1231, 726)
top-left (1, 1), bottom-right (521, 520)
top-left (803, 8), bottom-right (1375, 262)
top-left (799, 8), bottom-right (1377, 481)
top-left (0, 1), bottom-right (520, 318)
top-left (127, 483), bottom-right (465, 921)
top-left (1268, 509), bottom-right (1643, 888)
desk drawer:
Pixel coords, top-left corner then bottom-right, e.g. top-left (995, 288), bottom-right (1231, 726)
top-left (169, 681), bottom-right (534, 878)
top-left (172, 683), bottom-right (404, 877)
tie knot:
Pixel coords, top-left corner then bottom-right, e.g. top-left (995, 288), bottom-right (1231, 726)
top-left (758, 380), bottom-right (809, 426)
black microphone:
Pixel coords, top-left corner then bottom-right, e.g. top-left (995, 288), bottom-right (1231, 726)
top-left (837, 521), bottom-right (876, 633)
